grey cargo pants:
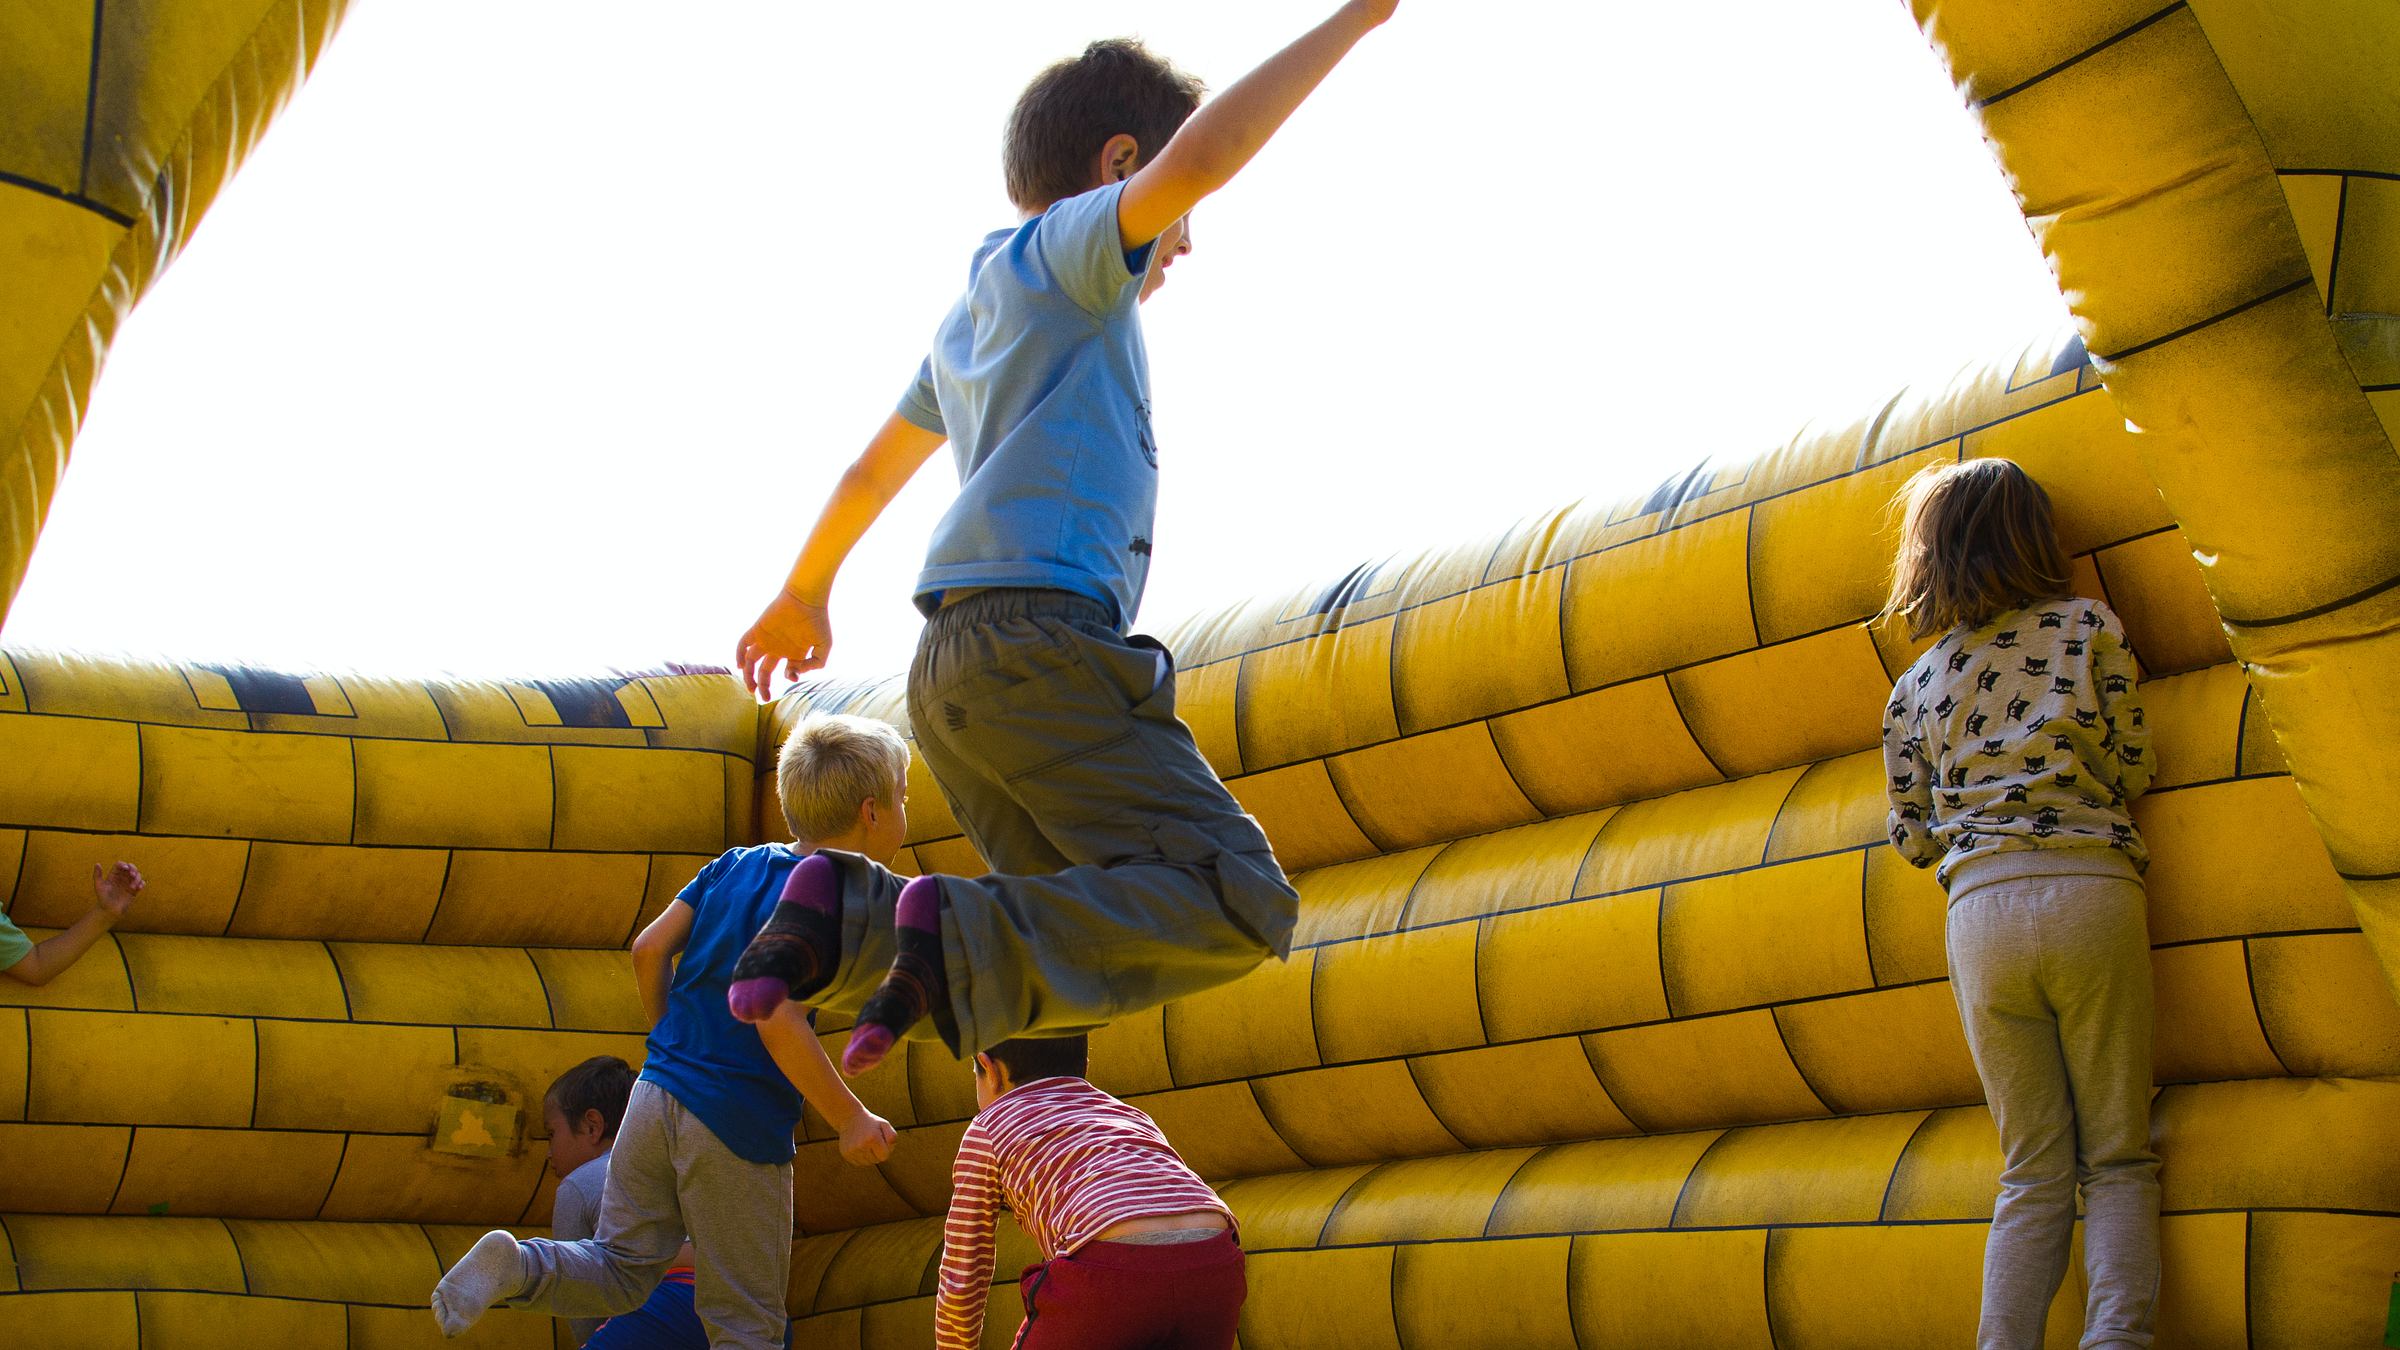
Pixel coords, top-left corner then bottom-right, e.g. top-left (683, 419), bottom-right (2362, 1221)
top-left (845, 587), bottom-right (1297, 1056)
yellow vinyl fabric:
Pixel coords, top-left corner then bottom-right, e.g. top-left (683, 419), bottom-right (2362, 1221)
top-left (7, 3), bottom-right (2400, 1348)
top-left (0, 0), bottom-right (350, 628)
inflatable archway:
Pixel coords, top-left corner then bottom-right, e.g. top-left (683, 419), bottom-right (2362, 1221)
top-left (4, 2), bottom-right (2398, 1347)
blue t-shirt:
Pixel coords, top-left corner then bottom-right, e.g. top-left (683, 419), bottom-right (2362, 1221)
top-left (639, 844), bottom-right (809, 1165)
top-left (899, 180), bottom-right (1161, 628)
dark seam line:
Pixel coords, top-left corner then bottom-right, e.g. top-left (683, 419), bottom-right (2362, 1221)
top-left (2278, 167), bottom-right (2400, 183)
top-left (1398, 1055), bottom-right (1468, 1156)
top-left (101, 1124), bottom-right (136, 1217)
top-left (346, 738), bottom-right (361, 848)
top-left (418, 851), bottom-right (456, 944)
top-left (1386, 1231), bottom-right (1406, 1346)
top-left (526, 949), bottom-right (560, 1030)
top-left (2151, 927), bottom-right (2357, 952)
top-left (249, 1018), bottom-right (262, 1128)
top-left (0, 1120), bottom-right (489, 1138)
top-left (1769, 1006), bottom-right (1836, 1115)
top-left (18, 1007), bottom-right (31, 1119)
top-left (624, 855), bottom-right (657, 948)
top-left (1972, 2), bottom-right (2189, 108)
top-left (1664, 1127), bottom-right (1735, 1229)
top-left (1876, 1110), bottom-right (1941, 1222)
top-left (2338, 867), bottom-right (2400, 883)
top-left (2233, 684), bottom-right (2256, 778)
top-left (1312, 1163), bottom-right (1386, 1249)
top-left (2092, 277), bottom-right (2314, 364)
top-left (545, 747), bottom-right (560, 853)
top-left (0, 168), bottom-right (136, 226)
top-left (1481, 1146), bottom-right (1553, 1240)
top-left (1470, 915), bottom-right (1494, 1047)
top-left (1387, 843), bottom-right (1451, 936)
top-left (323, 939), bottom-right (354, 1022)
top-left (2239, 939), bottom-right (2292, 1076)
top-left (132, 722), bottom-right (147, 839)
top-left (2242, 1211), bottom-right (2256, 1350)
top-left (1174, 383), bottom-right (2095, 678)
top-left (1243, 1078), bottom-right (1311, 1170)
top-left (78, 0), bottom-right (107, 197)
top-left (1324, 759), bottom-right (1396, 857)
top-left (2325, 176), bottom-right (2350, 316)
top-left (220, 841), bottom-right (257, 936)
top-left (1655, 882), bottom-right (1679, 1021)
top-left (1762, 1226), bottom-right (1785, 1350)
top-left (1755, 762), bottom-right (1813, 868)
top-left (1742, 506), bottom-right (1765, 649)
top-left (1578, 1035), bottom-right (1657, 1136)
top-left (1660, 674), bottom-right (1729, 781)
top-left (1562, 1235), bottom-right (1592, 1350)
top-left (0, 819), bottom-right (708, 860)
top-left (1480, 722), bottom-right (1542, 826)
top-left (2223, 564), bottom-right (2400, 629)
top-left (314, 1129), bottom-right (350, 1215)
top-left (2359, 382), bottom-right (2400, 393)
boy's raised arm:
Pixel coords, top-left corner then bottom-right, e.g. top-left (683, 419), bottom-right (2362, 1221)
top-left (1116, 0), bottom-right (1397, 251)
top-left (630, 899), bottom-right (695, 1028)
top-left (738, 412), bottom-right (948, 696)
top-left (757, 1004), bottom-right (896, 1165)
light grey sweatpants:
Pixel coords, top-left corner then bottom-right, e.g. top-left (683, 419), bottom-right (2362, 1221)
top-left (1946, 850), bottom-right (2161, 1350)
top-left (836, 587), bottom-right (1299, 1056)
top-left (508, 1081), bottom-right (792, 1350)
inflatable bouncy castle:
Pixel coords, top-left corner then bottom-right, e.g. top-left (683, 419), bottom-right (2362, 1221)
top-left (3, 2), bottom-right (2398, 1347)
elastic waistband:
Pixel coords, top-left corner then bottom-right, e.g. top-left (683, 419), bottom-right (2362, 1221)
top-left (922, 587), bottom-right (1115, 640)
top-left (1949, 846), bottom-right (2140, 904)
top-left (1063, 1230), bottom-right (1242, 1272)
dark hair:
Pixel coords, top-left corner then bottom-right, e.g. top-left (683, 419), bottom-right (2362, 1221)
top-left (984, 1035), bottom-right (1090, 1086)
top-left (546, 1055), bottom-right (636, 1140)
top-left (1882, 458), bottom-right (2074, 639)
top-left (1004, 39), bottom-right (1204, 213)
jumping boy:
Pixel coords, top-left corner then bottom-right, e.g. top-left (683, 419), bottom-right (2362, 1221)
top-left (432, 715), bottom-right (909, 1348)
top-left (727, 0), bottom-right (1401, 1075)
top-left (937, 1036), bottom-right (1241, 1349)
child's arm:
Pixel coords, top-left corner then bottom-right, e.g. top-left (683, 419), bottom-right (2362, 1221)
top-left (737, 412), bottom-right (948, 696)
top-left (1115, 0), bottom-right (1397, 251)
top-left (932, 1132), bottom-right (1002, 1350)
top-left (2093, 611), bottom-right (2154, 803)
top-left (1882, 695), bottom-right (1943, 869)
top-left (2, 862), bottom-right (141, 987)
top-left (756, 1004), bottom-right (896, 1165)
top-left (630, 900), bottom-right (695, 1028)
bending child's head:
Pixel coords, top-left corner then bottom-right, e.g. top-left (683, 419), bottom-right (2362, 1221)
top-left (1005, 38), bottom-right (1205, 215)
top-left (973, 1034), bottom-right (1090, 1109)
top-left (777, 714), bottom-right (910, 862)
top-left (543, 1054), bottom-right (635, 1180)
top-left (1883, 458), bottom-right (2072, 640)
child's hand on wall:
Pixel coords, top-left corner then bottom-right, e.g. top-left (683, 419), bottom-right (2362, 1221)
top-left (90, 861), bottom-right (143, 920)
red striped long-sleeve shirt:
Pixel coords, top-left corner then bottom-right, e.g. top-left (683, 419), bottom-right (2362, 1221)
top-left (935, 1076), bottom-right (1232, 1349)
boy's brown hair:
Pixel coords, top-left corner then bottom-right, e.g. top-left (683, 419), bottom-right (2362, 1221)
top-left (983, 1035), bottom-right (1090, 1086)
top-left (547, 1055), bottom-right (636, 1139)
top-left (777, 714), bottom-right (909, 844)
top-left (1882, 458), bottom-right (2074, 639)
top-left (1004, 39), bottom-right (1205, 214)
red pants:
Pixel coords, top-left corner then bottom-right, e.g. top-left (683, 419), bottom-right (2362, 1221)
top-left (1012, 1232), bottom-right (1245, 1349)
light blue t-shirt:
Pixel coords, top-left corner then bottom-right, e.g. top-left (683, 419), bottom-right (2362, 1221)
top-left (899, 180), bottom-right (1161, 628)
top-left (639, 844), bottom-right (809, 1165)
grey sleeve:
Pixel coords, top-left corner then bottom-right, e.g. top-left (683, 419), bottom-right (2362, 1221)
top-left (551, 1172), bottom-right (598, 1243)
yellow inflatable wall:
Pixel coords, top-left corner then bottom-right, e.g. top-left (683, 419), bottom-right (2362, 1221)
top-left (4, 3), bottom-right (2399, 1349)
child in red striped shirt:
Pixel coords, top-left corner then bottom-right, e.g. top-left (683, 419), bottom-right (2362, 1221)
top-left (937, 1037), bottom-right (1242, 1350)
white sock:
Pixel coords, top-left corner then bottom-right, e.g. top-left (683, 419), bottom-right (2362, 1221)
top-left (430, 1230), bottom-right (524, 1337)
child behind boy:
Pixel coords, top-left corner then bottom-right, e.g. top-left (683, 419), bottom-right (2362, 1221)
top-left (937, 1036), bottom-right (1240, 1350)
top-left (728, 0), bottom-right (1401, 1076)
top-left (1880, 459), bottom-right (2159, 1349)
top-left (542, 1055), bottom-right (641, 1347)
top-left (433, 715), bottom-right (910, 1348)
top-left (2, 861), bottom-right (143, 986)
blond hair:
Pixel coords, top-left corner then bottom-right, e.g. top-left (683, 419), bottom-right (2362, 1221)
top-left (1882, 458), bottom-right (2073, 639)
top-left (776, 714), bottom-right (909, 844)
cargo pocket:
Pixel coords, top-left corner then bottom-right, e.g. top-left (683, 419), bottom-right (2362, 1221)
top-left (1145, 815), bottom-right (1299, 962)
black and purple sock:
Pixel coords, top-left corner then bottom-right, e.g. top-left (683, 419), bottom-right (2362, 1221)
top-left (727, 853), bottom-right (842, 1023)
top-left (843, 874), bottom-right (948, 1075)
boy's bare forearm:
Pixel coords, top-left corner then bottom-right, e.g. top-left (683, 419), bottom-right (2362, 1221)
top-left (9, 907), bottom-right (116, 987)
top-left (1120, 0), bottom-right (1393, 246)
top-left (762, 1011), bottom-right (869, 1125)
top-left (778, 414), bottom-right (945, 602)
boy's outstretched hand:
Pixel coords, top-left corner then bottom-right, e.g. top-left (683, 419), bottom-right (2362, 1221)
top-left (737, 590), bottom-right (834, 698)
top-left (91, 861), bottom-right (144, 918)
top-left (839, 1109), bottom-right (898, 1166)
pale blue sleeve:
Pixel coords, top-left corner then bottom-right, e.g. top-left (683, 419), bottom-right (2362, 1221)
top-left (1033, 181), bottom-right (1154, 316)
top-left (897, 355), bottom-right (945, 435)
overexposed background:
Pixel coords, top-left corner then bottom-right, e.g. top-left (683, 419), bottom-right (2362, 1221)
top-left (8, 0), bottom-right (2069, 679)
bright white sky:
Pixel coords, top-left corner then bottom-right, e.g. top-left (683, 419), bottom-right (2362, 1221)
top-left (9, 0), bottom-right (2070, 681)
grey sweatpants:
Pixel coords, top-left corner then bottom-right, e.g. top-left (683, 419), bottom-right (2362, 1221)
top-left (508, 1081), bottom-right (791, 1350)
top-left (830, 588), bottom-right (1298, 1056)
top-left (1946, 851), bottom-right (2161, 1350)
